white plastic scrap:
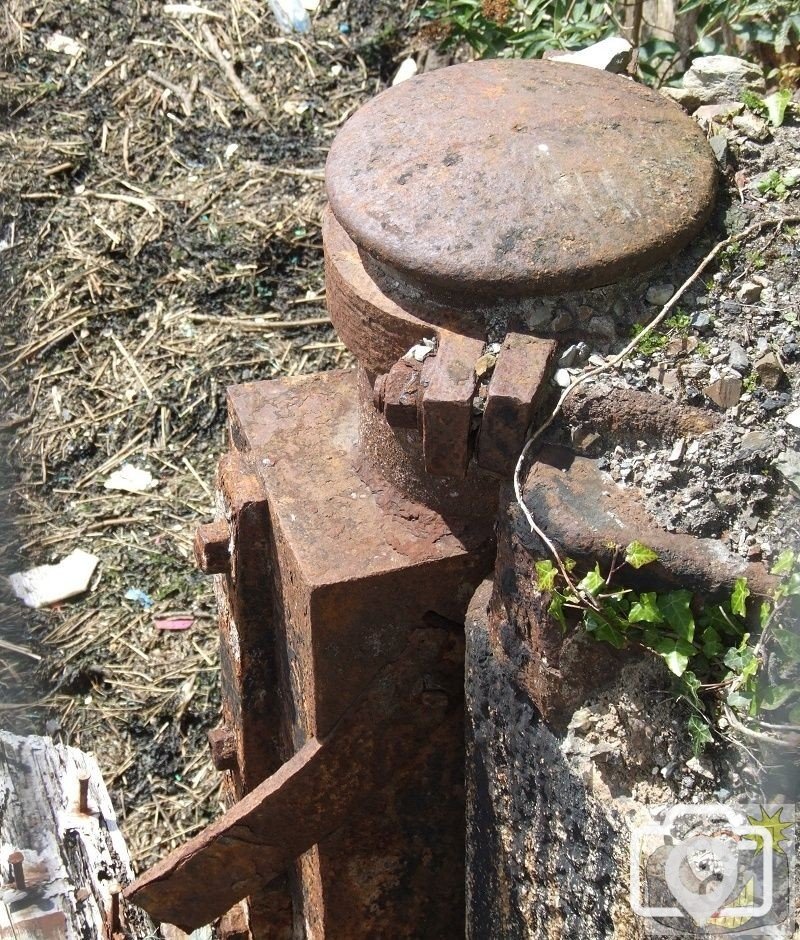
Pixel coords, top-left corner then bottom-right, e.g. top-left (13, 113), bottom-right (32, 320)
top-left (267, 0), bottom-right (310, 33)
top-left (403, 338), bottom-right (436, 363)
top-left (45, 33), bottom-right (84, 56)
top-left (103, 463), bottom-right (157, 494)
top-left (392, 57), bottom-right (418, 86)
top-left (9, 549), bottom-right (100, 609)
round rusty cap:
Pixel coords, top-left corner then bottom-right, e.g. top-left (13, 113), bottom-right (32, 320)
top-left (326, 59), bottom-right (716, 300)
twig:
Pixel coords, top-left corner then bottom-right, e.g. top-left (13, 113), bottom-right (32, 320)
top-left (201, 25), bottom-right (268, 122)
top-left (513, 215), bottom-right (800, 570)
top-left (78, 56), bottom-right (128, 98)
top-left (146, 70), bottom-right (193, 116)
top-left (722, 705), bottom-right (797, 748)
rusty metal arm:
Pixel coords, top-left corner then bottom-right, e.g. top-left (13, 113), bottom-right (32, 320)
top-left (124, 621), bottom-right (463, 932)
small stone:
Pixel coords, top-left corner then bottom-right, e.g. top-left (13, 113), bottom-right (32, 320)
top-left (474, 352), bottom-right (497, 378)
top-left (646, 283), bottom-right (675, 306)
top-left (686, 756), bottom-right (715, 779)
top-left (727, 342), bottom-right (749, 372)
top-left (559, 343), bottom-right (581, 368)
top-left (704, 376), bottom-right (742, 409)
top-left (786, 407), bottom-right (800, 429)
top-left (681, 361), bottom-right (708, 380)
top-left (554, 368), bottom-right (572, 388)
top-left (761, 394), bottom-right (790, 413)
top-left (709, 134), bottom-right (729, 165)
top-left (665, 336), bottom-right (698, 357)
top-left (588, 315), bottom-right (616, 341)
top-left (732, 112), bottom-right (770, 142)
top-left (571, 428), bottom-right (600, 452)
top-left (753, 350), bottom-right (785, 390)
top-left (747, 545), bottom-right (763, 561)
top-left (694, 101), bottom-right (744, 127)
top-left (550, 36), bottom-right (633, 73)
top-left (668, 438), bottom-right (685, 463)
top-left (739, 430), bottom-right (771, 452)
top-left (736, 281), bottom-right (763, 304)
top-left (774, 450), bottom-right (800, 490)
top-left (551, 308), bottom-right (574, 331)
top-left (690, 310), bottom-right (714, 333)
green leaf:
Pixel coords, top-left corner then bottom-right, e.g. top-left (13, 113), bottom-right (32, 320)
top-left (759, 683), bottom-right (796, 711)
top-left (651, 636), bottom-right (694, 676)
top-left (771, 549), bottom-right (796, 576)
top-left (786, 572), bottom-right (800, 596)
top-left (730, 578), bottom-right (750, 617)
top-left (584, 611), bottom-right (626, 649)
top-left (701, 626), bottom-right (723, 658)
top-left (660, 590), bottom-right (695, 642)
top-left (765, 88), bottom-right (791, 127)
top-left (577, 564), bottom-right (604, 597)
top-left (727, 689), bottom-right (752, 710)
top-left (772, 626), bottom-right (800, 659)
top-left (628, 592), bottom-right (664, 624)
top-left (625, 541), bottom-right (659, 569)
top-left (681, 670), bottom-right (702, 709)
top-left (760, 601), bottom-right (772, 629)
top-left (536, 559), bottom-right (559, 592)
top-left (549, 591), bottom-right (567, 631)
top-left (742, 89), bottom-right (766, 115)
top-left (688, 715), bottom-right (713, 757)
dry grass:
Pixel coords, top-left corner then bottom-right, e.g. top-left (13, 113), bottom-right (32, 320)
top-left (0, 0), bottom-right (412, 869)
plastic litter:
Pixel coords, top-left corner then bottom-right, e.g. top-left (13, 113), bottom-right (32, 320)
top-left (9, 549), bottom-right (99, 608)
top-left (267, 0), bottom-right (310, 33)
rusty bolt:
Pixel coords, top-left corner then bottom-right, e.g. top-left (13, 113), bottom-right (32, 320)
top-left (194, 519), bottom-right (231, 575)
top-left (207, 725), bottom-right (237, 772)
top-left (9, 851), bottom-right (25, 890)
top-left (78, 772), bottom-right (91, 814)
top-left (107, 882), bottom-right (122, 937)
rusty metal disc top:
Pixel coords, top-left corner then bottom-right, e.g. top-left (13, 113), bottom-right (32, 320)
top-left (326, 59), bottom-right (716, 299)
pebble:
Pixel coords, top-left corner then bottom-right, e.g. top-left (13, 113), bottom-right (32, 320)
top-left (774, 450), bottom-right (800, 489)
top-left (703, 376), bottom-right (742, 409)
top-left (739, 430), bottom-right (771, 452)
top-left (668, 438), bottom-right (685, 463)
top-left (753, 350), bottom-right (785, 390)
top-left (727, 342), bottom-right (749, 372)
top-left (646, 283), bottom-right (675, 306)
top-left (786, 407), bottom-right (800, 429)
top-left (736, 281), bottom-right (763, 304)
top-left (554, 368), bottom-right (572, 388)
top-left (690, 310), bottom-right (714, 333)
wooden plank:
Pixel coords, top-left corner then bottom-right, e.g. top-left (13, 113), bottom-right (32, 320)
top-left (0, 731), bottom-right (156, 939)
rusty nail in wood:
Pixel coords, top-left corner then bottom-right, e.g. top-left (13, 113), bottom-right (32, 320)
top-left (194, 519), bottom-right (232, 575)
top-left (9, 851), bottom-right (25, 890)
top-left (78, 772), bottom-right (91, 813)
top-left (108, 882), bottom-right (122, 935)
top-left (207, 725), bottom-right (237, 772)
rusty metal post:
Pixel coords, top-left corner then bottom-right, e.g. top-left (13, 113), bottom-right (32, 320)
top-left (126, 58), bottom-right (716, 938)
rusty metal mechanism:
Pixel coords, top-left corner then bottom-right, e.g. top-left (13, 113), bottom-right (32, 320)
top-left (125, 59), bottom-right (716, 936)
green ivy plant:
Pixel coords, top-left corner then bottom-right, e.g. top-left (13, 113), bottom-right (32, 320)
top-left (535, 543), bottom-right (800, 755)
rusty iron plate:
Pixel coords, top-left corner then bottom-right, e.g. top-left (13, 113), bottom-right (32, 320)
top-left (326, 59), bottom-right (716, 301)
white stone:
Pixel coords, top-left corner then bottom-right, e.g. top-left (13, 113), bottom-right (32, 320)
top-left (9, 549), bottom-right (100, 609)
top-left (551, 37), bottom-right (632, 74)
top-left (392, 57), bottom-right (418, 86)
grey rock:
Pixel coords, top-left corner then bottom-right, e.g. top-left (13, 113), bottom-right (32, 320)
top-left (728, 343), bottom-right (749, 372)
top-left (670, 55), bottom-right (766, 109)
top-left (739, 430), bottom-right (771, 452)
top-left (786, 407), bottom-right (800, 429)
top-left (646, 282), bottom-right (675, 306)
top-left (709, 134), bottom-right (729, 164)
top-left (736, 281), bottom-right (763, 304)
top-left (774, 450), bottom-right (800, 490)
top-left (732, 112), bottom-right (770, 141)
top-left (694, 101), bottom-right (744, 128)
top-left (690, 310), bottom-right (714, 333)
top-left (554, 368), bottom-right (573, 388)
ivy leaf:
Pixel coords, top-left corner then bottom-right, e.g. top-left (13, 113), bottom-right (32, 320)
top-left (726, 689), bottom-right (752, 710)
top-left (651, 637), bottom-right (694, 676)
top-left (772, 626), bottom-right (800, 658)
top-left (771, 549), bottom-right (796, 576)
top-left (687, 715), bottom-right (713, 757)
top-left (760, 601), bottom-right (772, 629)
top-left (759, 683), bottom-right (796, 711)
top-left (584, 611), bottom-right (626, 649)
top-left (701, 626), bottom-right (723, 658)
top-left (730, 578), bottom-right (750, 617)
top-left (535, 559), bottom-right (559, 592)
top-left (549, 591), bottom-right (567, 631)
top-left (625, 541), bottom-right (659, 569)
top-left (660, 590), bottom-right (695, 642)
top-left (786, 572), bottom-right (800, 596)
top-left (765, 88), bottom-right (792, 127)
top-left (578, 564), bottom-right (605, 597)
top-left (628, 592), bottom-right (663, 624)
top-left (681, 670), bottom-right (702, 709)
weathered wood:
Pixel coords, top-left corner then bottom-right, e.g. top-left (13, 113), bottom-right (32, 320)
top-left (0, 731), bottom-right (156, 939)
